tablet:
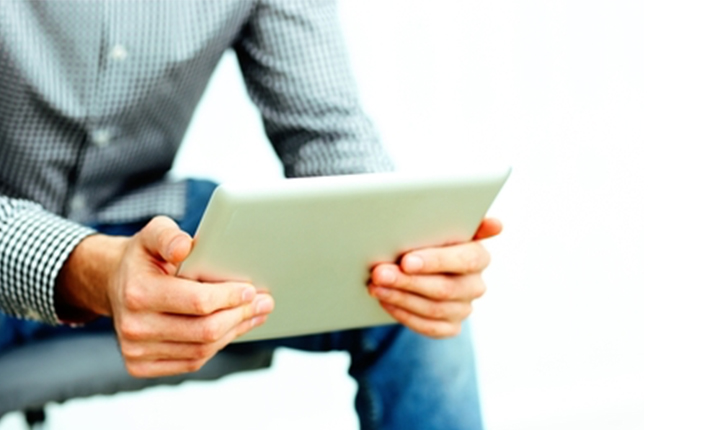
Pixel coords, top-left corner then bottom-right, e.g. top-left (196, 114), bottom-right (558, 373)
top-left (178, 167), bottom-right (511, 342)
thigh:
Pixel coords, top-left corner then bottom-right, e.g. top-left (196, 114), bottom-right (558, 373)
top-left (93, 179), bottom-right (218, 237)
top-left (223, 323), bottom-right (401, 358)
top-left (224, 323), bottom-right (482, 430)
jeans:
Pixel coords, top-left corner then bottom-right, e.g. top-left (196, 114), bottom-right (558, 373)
top-left (0, 179), bottom-right (483, 430)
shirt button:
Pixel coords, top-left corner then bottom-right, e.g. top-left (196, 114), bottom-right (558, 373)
top-left (91, 129), bottom-right (113, 147)
top-left (109, 44), bottom-right (128, 61)
top-left (26, 309), bottom-right (42, 321)
top-left (70, 194), bottom-right (86, 213)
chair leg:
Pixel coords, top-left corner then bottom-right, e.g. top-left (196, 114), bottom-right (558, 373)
top-left (23, 408), bottom-right (46, 430)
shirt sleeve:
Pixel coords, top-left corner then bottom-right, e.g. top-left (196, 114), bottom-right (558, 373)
top-left (0, 195), bottom-right (95, 324)
top-left (234, 0), bottom-right (395, 178)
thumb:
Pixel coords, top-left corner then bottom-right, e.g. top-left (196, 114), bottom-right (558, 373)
top-left (139, 216), bottom-right (193, 264)
top-left (473, 217), bottom-right (503, 240)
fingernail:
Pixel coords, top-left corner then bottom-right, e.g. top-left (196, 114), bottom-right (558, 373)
top-left (167, 236), bottom-right (183, 259)
top-left (380, 268), bottom-right (396, 285)
top-left (404, 255), bottom-right (424, 272)
top-left (250, 315), bottom-right (267, 328)
top-left (241, 288), bottom-right (255, 302)
top-left (255, 297), bottom-right (273, 314)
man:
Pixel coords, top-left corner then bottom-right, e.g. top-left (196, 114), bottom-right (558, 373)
top-left (0, 1), bottom-right (501, 429)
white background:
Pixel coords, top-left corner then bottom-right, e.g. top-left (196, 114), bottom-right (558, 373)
top-left (1, 0), bottom-right (648, 429)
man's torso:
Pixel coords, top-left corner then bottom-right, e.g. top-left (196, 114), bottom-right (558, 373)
top-left (0, 0), bottom-right (256, 223)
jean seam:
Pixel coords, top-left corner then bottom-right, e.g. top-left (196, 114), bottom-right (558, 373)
top-left (356, 375), bottom-right (382, 430)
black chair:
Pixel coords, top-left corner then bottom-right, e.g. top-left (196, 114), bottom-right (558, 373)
top-left (0, 333), bottom-right (273, 429)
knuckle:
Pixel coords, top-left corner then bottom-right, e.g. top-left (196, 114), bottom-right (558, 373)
top-left (189, 343), bottom-right (215, 360)
top-left (199, 319), bottom-right (223, 343)
top-left (469, 276), bottom-right (487, 299)
top-left (118, 319), bottom-right (145, 341)
top-left (140, 216), bottom-right (165, 237)
top-left (190, 293), bottom-right (213, 315)
top-left (138, 221), bottom-right (154, 237)
top-left (149, 215), bottom-right (172, 229)
top-left (142, 216), bottom-right (179, 255)
top-left (120, 343), bottom-right (145, 360)
top-left (122, 284), bottom-right (146, 311)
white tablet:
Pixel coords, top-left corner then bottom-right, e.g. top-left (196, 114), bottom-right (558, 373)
top-left (178, 167), bottom-right (511, 342)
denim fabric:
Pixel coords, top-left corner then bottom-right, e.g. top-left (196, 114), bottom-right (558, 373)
top-left (0, 178), bottom-right (483, 430)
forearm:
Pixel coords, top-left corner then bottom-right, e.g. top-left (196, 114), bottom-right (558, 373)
top-left (235, 0), bottom-right (395, 178)
top-left (55, 234), bottom-right (128, 323)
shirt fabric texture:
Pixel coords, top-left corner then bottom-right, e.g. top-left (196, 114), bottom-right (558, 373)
top-left (0, 0), bottom-right (394, 324)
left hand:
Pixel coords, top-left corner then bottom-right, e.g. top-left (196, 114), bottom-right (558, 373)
top-left (368, 218), bottom-right (502, 338)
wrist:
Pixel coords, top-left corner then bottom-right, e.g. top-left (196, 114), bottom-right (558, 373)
top-left (55, 233), bottom-right (128, 323)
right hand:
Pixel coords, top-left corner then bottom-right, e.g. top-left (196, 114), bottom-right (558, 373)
top-left (58, 216), bottom-right (274, 378)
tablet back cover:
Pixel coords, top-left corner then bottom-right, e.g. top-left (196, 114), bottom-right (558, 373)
top-left (179, 168), bottom-right (510, 342)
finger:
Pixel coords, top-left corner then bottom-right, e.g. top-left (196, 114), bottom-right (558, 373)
top-left (473, 217), bottom-right (503, 240)
top-left (368, 285), bottom-right (472, 322)
top-left (121, 339), bottom-right (222, 362)
top-left (379, 302), bottom-right (463, 339)
top-left (371, 264), bottom-right (485, 301)
top-left (399, 240), bottom-right (490, 275)
top-left (117, 294), bottom-right (273, 342)
top-left (123, 275), bottom-right (256, 315)
top-left (119, 312), bottom-right (269, 362)
top-left (138, 216), bottom-right (193, 264)
top-left (124, 357), bottom-right (210, 378)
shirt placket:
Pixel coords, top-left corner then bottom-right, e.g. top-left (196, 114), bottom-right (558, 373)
top-left (67, 1), bottom-right (130, 223)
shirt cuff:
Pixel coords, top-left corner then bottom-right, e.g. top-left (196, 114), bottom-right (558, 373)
top-left (0, 206), bottom-right (95, 325)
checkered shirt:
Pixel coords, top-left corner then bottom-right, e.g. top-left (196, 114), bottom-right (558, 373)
top-left (0, 0), bottom-right (394, 324)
